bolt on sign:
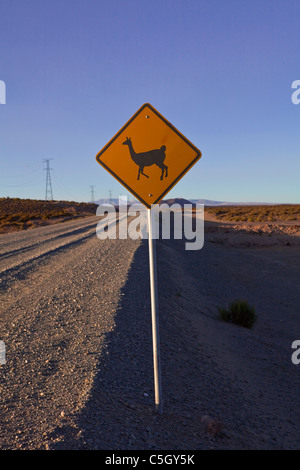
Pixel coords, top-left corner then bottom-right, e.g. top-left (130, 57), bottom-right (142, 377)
top-left (95, 103), bottom-right (202, 208)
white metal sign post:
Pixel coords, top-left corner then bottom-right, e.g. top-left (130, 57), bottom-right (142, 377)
top-left (147, 207), bottom-right (162, 414)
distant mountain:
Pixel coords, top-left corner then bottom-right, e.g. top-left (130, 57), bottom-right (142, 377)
top-left (161, 198), bottom-right (195, 207)
top-left (94, 198), bottom-right (119, 206)
top-left (162, 198), bottom-right (277, 206)
top-left (190, 199), bottom-right (277, 206)
top-left (189, 199), bottom-right (225, 206)
top-left (94, 197), bottom-right (138, 206)
top-left (94, 197), bottom-right (277, 207)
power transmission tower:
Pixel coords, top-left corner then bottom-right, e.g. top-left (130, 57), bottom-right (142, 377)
top-left (43, 159), bottom-right (53, 201)
top-left (90, 185), bottom-right (95, 203)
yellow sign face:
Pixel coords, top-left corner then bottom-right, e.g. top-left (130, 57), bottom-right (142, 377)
top-left (95, 103), bottom-right (202, 208)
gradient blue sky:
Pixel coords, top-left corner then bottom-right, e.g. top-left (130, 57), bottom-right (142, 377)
top-left (1, 0), bottom-right (299, 203)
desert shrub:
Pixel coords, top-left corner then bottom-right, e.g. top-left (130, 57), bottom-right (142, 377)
top-left (218, 299), bottom-right (257, 328)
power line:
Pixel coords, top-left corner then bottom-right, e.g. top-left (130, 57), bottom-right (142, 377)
top-left (51, 173), bottom-right (78, 202)
top-left (0, 169), bottom-right (40, 178)
top-left (1, 180), bottom-right (44, 188)
top-left (43, 159), bottom-right (53, 201)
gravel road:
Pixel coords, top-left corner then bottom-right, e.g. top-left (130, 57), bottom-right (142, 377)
top-left (0, 216), bottom-right (299, 450)
top-left (0, 216), bottom-right (141, 449)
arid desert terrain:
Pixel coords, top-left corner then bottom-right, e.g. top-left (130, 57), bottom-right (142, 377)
top-left (0, 200), bottom-right (299, 450)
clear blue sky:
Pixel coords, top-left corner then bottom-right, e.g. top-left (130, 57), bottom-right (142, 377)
top-left (1, 0), bottom-right (299, 203)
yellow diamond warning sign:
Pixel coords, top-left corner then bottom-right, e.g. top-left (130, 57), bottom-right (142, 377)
top-left (95, 103), bottom-right (202, 208)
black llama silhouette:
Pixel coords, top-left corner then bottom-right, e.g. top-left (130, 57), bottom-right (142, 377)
top-left (122, 137), bottom-right (168, 180)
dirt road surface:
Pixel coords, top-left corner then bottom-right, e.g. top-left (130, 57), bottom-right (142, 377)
top-left (0, 215), bottom-right (299, 450)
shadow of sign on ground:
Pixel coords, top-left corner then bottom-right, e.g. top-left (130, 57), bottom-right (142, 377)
top-left (49, 236), bottom-right (223, 450)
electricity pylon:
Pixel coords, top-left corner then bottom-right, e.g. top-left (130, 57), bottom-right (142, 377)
top-left (43, 159), bottom-right (53, 201)
top-left (90, 185), bottom-right (95, 203)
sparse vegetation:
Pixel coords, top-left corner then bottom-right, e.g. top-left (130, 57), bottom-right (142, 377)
top-left (218, 299), bottom-right (257, 328)
top-left (0, 198), bottom-right (98, 233)
top-left (204, 205), bottom-right (300, 222)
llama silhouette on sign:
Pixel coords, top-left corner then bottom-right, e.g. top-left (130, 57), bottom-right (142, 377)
top-left (123, 137), bottom-right (168, 180)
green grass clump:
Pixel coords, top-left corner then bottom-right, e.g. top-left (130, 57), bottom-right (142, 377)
top-left (218, 299), bottom-right (257, 329)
